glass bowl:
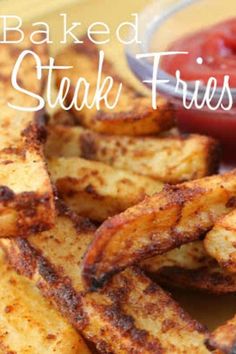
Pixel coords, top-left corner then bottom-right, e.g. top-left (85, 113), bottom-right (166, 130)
top-left (125, 0), bottom-right (236, 162)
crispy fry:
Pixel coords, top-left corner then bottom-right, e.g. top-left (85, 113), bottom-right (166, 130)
top-left (55, 38), bottom-right (174, 136)
top-left (0, 207), bottom-right (209, 354)
top-left (0, 248), bottom-right (90, 354)
top-left (45, 124), bottom-right (220, 183)
top-left (82, 170), bottom-right (236, 288)
top-left (204, 209), bottom-right (236, 273)
top-left (207, 314), bottom-right (236, 353)
top-left (141, 241), bottom-right (211, 273)
top-left (49, 110), bottom-right (78, 126)
top-left (142, 242), bottom-right (236, 294)
top-left (48, 157), bottom-right (163, 221)
top-left (0, 29), bottom-right (55, 237)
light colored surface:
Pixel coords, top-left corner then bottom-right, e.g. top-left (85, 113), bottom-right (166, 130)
top-left (0, 0), bottom-right (86, 20)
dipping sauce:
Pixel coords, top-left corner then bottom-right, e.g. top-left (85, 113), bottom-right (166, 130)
top-left (161, 18), bottom-right (236, 163)
top-left (162, 18), bottom-right (236, 86)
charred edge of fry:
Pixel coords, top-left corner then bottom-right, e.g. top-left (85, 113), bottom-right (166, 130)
top-left (0, 240), bottom-right (164, 353)
top-left (54, 198), bottom-right (97, 233)
top-left (149, 265), bottom-right (236, 294)
top-left (1, 236), bottom-right (208, 354)
top-left (81, 183), bottom-right (217, 288)
top-left (1, 237), bottom-right (89, 328)
top-left (206, 321), bottom-right (236, 353)
top-left (0, 188), bottom-right (54, 237)
top-left (83, 171), bottom-right (235, 287)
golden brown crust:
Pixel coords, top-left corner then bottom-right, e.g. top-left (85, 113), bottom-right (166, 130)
top-left (0, 211), bottom-right (209, 353)
top-left (55, 39), bottom-right (175, 136)
top-left (204, 209), bottom-right (236, 273)
top-left (0, 249), bottom-right (90, 354)
top-left (207, 315), bottom-right (236, 353)
top-left (141, 242), bottom-right (236, 294)
top-left (0, 29), bottom-right (55, 237)
top-left (151, 266), bottom-right (236, 295)
top-left (82, 170), bottom-right (236, 288)
top-left (46, 123), bottom-right (220, 183)
top-left (48, 157), bottom-right (163, 221)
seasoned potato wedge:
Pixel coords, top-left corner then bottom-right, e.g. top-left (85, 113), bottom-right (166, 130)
top-left (0, 29), bottom-right (55, 237)
top-left (0, 207), bottom-right (209, 354)
top-left (49, 110), bottom-right (78, 126)
top-left (207, 314), bottom-right (236, 353)
top-left (0, 248), bottom-right (90, 354)
top-left (142, 242), bottom-right (236, 294)
top-left (48, 157), bottom-right (163, 221)
top-left (82, 170), bottom-right (236, 288)
top-left (141, 241), bottom-right (211, 273)
top-left (46, 124), bottom-right (220, 183)
top-left (55, 38), bottom-right (174, 136)
top-left (153, 264), bottom-right (236, 295)
top-left (204, 209), bottom-right (236, 273)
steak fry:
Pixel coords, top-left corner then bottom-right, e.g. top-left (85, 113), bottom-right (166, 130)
top-left (207, 315), bottom-right (236, 353)
top-left (82, 170), bottom-right (236, 288)
top-left (0, 208), bottom-right (209, 354)
top-left (142, 242), bottom-right (236, 294)
top-left (55, 38), bottom-right (174, 136)
top-left (0, 249), bottom-right (90, 354)
top-left (0, 29), bottom-right (55, 237)
top-left (48, 157), bottom-right (163, 221)
top-left (46, 124), bottom-right (220, 183)
top-left (204, 209), bottom-right (236, 273)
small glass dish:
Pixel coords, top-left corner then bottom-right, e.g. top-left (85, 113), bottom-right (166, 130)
top-left (125, 0), bottom-right (236, 162)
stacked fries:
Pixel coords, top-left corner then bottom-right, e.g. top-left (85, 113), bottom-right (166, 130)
top-left (1, 30), bottom-right (236, 353)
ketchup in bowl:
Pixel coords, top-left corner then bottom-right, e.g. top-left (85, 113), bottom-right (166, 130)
top-left (161, 18), bottom-right (236, 162)
top-left (162, 18), bottom-right (236, 86)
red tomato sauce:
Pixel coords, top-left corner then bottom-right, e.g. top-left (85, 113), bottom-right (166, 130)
top-left (162, 18), bottom-right (236, 86)
top-left (161, 18), bottom-right (236, 163)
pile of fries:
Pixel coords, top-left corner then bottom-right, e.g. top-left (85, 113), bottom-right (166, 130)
top-left (1, 29), bottom-right (236, 354)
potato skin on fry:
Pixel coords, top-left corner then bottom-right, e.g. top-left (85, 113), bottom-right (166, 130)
top-left (0, 207), bottom-right (209, 354)
top-left (141, 242), bottom-right (236, 294)
top-left (141, 242), bottom-right (211, 273)
top-left (55, 39), bottom-right (174, 136)
top-left (150, 265), bottom-right (236, 295)
top-left (204, 209), bottom-right (236, 273)
top-left (207, 314), bottom-right (236, 353)
top-left (48, 157), bottom-right (163, 221)
top-left (0, 249), bottom-right (90, 354)
top-left (0, 29), bottom-right (55, 237)
top-left (82, 170), bottom-right (236, 288)
top-left (46, 124), bottom-right (220, 183)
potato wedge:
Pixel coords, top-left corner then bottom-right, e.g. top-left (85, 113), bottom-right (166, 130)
top-left (48, 157), bottom-right (163, 221)
top-left (0, 29), bottom-right (55, 237)
top-left (0, 207), bottom-right (209, 354)
top-left (55, 38), bottom-right (174, 136)
top-left (0, 248), bottom-right (90, 354)
top-left (46, 124), bottom-right (220, 183)
top-left (207, 315), bottom-right (236, 353)
top-left (142, 242), bottom-right (236, 294)
top-left (82, 170), bottom-right (236, 288)
top-left (153, 264), bottom-right (236, 295)
top-left (141, 241), bottom-right (211, 273)
top-left (204, 209), bottom-right (236, 273)
top-left (49, 110), bottom-right (78, 126)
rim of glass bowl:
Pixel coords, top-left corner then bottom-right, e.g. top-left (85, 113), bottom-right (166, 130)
top-left (125, 0), bottom-right (236, 106)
